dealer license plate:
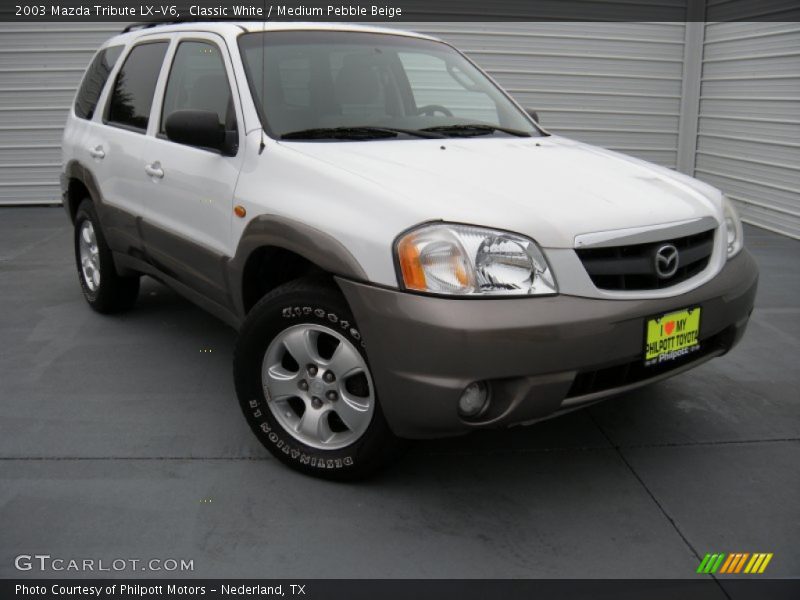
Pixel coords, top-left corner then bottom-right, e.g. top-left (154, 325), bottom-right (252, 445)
top-left (644, 307), bottom-right (701, 366)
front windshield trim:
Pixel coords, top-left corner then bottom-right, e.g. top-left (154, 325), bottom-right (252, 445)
top-left (236, 29), bottom-right (546, 143)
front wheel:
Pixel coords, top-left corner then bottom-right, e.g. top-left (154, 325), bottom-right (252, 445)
top-left (234, 278), bottom-right (400, 480)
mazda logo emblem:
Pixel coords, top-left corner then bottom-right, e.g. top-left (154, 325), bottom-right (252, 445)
top-left (654, 244), bottom-right (680, 279)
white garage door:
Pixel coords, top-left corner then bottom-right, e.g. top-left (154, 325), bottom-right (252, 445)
top-left (0, 23), bottom-right (122, 205)
top-left (695, 22), bottom-right (800, 239)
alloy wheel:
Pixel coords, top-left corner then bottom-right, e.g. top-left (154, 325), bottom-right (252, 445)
top-left (78, 220), bottom-right (100, 292)
top-left (262, 323), bottom-right (375, 450)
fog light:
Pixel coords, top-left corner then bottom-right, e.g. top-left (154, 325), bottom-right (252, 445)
top-left (458, 381), bottom-right (489, 418)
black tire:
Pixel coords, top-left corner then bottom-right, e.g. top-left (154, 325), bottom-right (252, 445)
top-left (74, 199), bottom-right (139, 313)
top-left (234, 277), bottom-right (401, 480)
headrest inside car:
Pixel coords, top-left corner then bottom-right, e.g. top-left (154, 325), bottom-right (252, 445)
top-left (334, 54), bottom-right (381, 106)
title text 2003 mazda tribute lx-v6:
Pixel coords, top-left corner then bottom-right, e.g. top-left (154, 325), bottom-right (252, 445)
top-left (61, 22), bottom-right (758, 479)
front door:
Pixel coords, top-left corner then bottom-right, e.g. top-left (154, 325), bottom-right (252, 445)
top-left (140, 34), bottom-right (245, 306)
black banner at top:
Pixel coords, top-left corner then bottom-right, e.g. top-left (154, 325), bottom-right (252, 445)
top-left (1, 0), bottom-right (800, 22)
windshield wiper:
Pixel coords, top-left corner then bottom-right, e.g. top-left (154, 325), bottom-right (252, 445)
top-left (420, 124), bottom-right (532, 138)
top-left (281, 126), bottom-right (442, 140)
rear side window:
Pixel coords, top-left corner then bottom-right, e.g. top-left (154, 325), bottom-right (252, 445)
top-left (160, 41), bottom-right (236, 133)
top-left (74, 45), bottom-right (123, 120)
top-left (106, 42), bottom-right (169, 132)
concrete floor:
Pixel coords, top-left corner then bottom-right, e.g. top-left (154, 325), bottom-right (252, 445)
top-left (0, 207), bottom-right (798, 584)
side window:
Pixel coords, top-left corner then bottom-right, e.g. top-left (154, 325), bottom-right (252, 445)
top-left (106, 42), bottom-right (169, 132)
top-left (74, 45), bottom-right (123, 120)
top-left (160, 41), bottom-right (236, 134)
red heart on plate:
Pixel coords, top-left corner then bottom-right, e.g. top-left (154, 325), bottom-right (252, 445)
top-left (664, 321), bottom-right (675, 335)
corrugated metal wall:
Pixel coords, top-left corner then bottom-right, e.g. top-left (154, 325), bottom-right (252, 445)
top-left (695, 22), bottom-right (800, 238)
top-left (0, 23), bottom-right (121, 204)
top-left (0, 21), bottom-right (797, 240)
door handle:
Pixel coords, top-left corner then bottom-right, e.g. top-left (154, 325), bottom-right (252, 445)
top-left (144, 161), bottom-right (164, 179)
top-left (88, 145), bottom-right (105, 160)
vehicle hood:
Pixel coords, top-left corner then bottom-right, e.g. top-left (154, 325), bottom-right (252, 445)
top-left (278, 135), bottom-right (722, 248)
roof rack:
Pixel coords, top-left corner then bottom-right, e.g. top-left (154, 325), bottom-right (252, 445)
top-left (122, 21), bottom-right (180, 33)
top-left (122, 19), bottom-right (250, 34)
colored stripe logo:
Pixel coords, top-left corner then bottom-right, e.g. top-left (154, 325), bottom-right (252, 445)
top-left (697, 552), bottom-right (773, 574)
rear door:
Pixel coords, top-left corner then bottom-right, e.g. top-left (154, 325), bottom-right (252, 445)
top-left (63, 43), bottom-right (124, 186)
top-left (140, 33), bottom-right (245, 305)
top-left (83, 39), bottom-right (171, 254)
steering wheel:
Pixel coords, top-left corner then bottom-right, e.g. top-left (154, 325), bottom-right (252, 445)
top-left (416, 104), bottom-right (453, 117)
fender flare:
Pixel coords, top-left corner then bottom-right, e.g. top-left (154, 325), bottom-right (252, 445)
top-left (228, 214), bottom-right (369, 317)
top-left (63, 160), bottom-right (105, 221)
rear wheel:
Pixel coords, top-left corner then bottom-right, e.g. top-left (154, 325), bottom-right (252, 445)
top-left (74, 199), bottom-right (139, 313)
top-left (234, 277), bottom-right (400, 480)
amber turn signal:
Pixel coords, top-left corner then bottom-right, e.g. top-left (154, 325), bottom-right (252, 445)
top-left (397, 235), bottom-right (427, 291)
top-left (234, 205), bottom-right (246, 218)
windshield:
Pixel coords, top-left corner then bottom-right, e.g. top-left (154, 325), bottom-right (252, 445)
top-left (238, 30), bottom-right (543, 140)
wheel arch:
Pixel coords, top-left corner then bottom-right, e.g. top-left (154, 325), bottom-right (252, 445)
top-left (230, 215), bottom-right (369, 317)
top-left (63, 160), bottom-right (103, 223)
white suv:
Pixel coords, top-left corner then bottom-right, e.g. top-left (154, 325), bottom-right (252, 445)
top-left (62, 22), bottom-right (758, 479)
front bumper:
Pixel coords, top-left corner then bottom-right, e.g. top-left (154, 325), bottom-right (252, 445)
top-left (337, 250), bottom-right (758, 439)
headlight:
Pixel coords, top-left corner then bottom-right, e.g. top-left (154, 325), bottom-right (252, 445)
top-left (395, 223), bottom-right (557, 296)
top-left (722, 195), bottom-right (743, 258)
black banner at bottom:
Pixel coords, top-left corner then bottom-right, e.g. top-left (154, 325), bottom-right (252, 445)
top-left (3, 579), bottom-right (800, 600)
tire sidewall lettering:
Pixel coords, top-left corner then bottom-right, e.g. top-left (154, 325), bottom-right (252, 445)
top-left (281, 306), bottom-right (366, 348)
top-left (249, 394), bottom-right (355, 470)
top-left (248, 398), bottom-right (355, 469)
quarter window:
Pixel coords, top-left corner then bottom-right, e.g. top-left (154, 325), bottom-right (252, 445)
top-left (106, 42), bottom-right (169, 132)
top-left (160, 41), bottom-right (236, 134)
top-left (74, 45), bottom-right (123, 120)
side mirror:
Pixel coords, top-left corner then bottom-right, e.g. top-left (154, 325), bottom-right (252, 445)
top-left (165, 110), bottom-right (236, 155)
top-left (525, 109), bottom-right (540, 123)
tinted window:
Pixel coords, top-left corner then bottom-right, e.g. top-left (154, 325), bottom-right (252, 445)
top-left (106, 42), bottom-right (168, 131)
top-left (160, 41), bottom-right (236, 133)
top-left (276, 55), bottom-right (311, 109)
top-left (238, 31), bottom-right (541, 139)
top-left (74, 45), bottom-right (123, 120)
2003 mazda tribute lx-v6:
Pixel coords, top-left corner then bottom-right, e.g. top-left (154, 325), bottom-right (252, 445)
top-left (61, 22), bottom-right (758, 479)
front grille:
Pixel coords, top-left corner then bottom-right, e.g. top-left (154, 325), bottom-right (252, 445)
top-left (565, 326), bottom-right (733, 399)
top-left (576, 229), bottom-right (715, 291)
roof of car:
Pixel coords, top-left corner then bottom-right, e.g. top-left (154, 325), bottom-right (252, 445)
top-left (117, 21), bottom-right (437, 42)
